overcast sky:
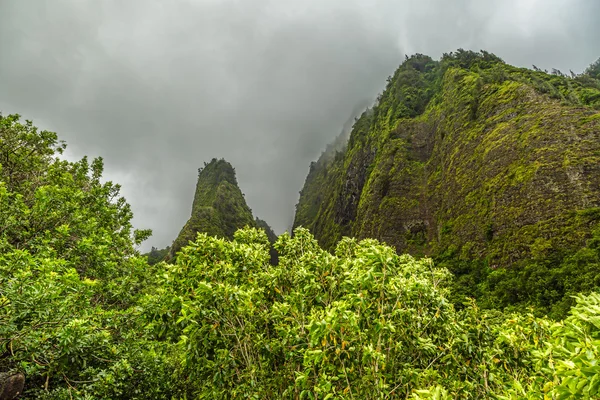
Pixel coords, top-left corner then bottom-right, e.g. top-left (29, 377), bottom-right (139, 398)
top-left (1, 0), bottom-right (599, 251)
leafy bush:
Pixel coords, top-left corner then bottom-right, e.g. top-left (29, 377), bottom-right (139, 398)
top-left (4, 113), bottom-right (600, 398)
top-left (147, 226), bottom-right (599, 398)
top-left (0, 114), bottom-right (174, 398)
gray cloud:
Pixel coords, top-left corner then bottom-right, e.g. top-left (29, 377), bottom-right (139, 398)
top-left (1, 0), bottom-right (598, 250)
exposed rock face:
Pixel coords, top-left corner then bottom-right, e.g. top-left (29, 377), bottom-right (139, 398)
top-left (294, 51), bottom-right (600, 316)
top-left (0, 372), bottom-right (24, 400)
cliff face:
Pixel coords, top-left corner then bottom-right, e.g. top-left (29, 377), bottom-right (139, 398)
top-left (294, 51), bottom-right (600, 316)
top-left (170, 158), bottom-right (256, 258)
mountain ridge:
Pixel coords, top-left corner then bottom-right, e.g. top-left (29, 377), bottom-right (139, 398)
top-left (294, 50), bottom-right (600, 317)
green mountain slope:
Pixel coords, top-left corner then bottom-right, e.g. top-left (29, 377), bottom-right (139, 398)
top-left (169, 158), bottom-right (257, 258)
top-left (294, 50), bottom-right (600, 317)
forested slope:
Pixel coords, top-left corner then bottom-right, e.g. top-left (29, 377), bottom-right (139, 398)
top-left (3, 51), bottom-right (600, 398)
top-left (294, 51), bottom-right (600, 317)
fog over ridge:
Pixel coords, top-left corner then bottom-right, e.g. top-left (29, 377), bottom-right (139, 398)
top-left (1, 0), bottom-right (598, 250)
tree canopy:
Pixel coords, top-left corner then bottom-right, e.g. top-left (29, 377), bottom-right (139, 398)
top-left (2, 98), bottom-right (600, 398)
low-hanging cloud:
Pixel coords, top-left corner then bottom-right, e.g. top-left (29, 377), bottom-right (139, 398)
top-left (1, 0), bottom-right (598, 250)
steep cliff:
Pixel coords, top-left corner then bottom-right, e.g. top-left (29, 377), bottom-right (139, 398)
top-left (294, 50), bottom-right (600, 317)
top-left (169, 158), bottom-right (257, 258)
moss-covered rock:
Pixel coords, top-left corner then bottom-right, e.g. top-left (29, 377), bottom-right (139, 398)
top-left (168, 159), bottom-right (278, 263)
top-left (169, 159), bottom-right (257, 258)
top-left (294, 50), bottom-right (600, 317)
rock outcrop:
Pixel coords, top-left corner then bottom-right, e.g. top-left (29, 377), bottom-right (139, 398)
top-left (0, 372), bottom-right (24, 400)
top-left (294, 51), bottom-right (600, 316)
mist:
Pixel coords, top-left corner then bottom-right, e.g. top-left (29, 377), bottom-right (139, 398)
top-left (1, 0), bottom-right (598, 250)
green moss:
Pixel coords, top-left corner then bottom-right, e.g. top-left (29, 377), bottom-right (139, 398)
top-left (582, 113), bottom-right (600, 123)
top-left (294, 50), bottom-right (600, 317)
top-left (169, 158), bottom-right (257, 258)
top-left (529, 237), bottom-right (553, 261)
top-left (507, 161), bottom-right (540, 184)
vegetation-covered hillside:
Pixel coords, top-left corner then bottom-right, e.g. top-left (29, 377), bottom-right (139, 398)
top-left (3, 51), bottom-right (600, 398)
top-left (151, 227), bottom-right (600, 399)
top-left (294, 50), bottom-right (600, 318)
top-left (169, 158), bottom-right (257, 258)
top-left (158, 158), bottom-right (278, 263)
top-left (3, 112), bottom-right (600, 398)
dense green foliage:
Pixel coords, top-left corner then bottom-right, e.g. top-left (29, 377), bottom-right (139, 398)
top-left (0, 114), bottom-right (177, 398)
top-left (294, 51), bottom-right (600, 318)
top-left (584, 57), bottom-right (600, 81)
top-left (3, 112), bottom-right (600, 398)
top-left (144, 245), bottom-right (170, 265)
top-left (142, 227), bottom-right (600, 399)
top-left (0, 115), bottom-right (151, 279)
